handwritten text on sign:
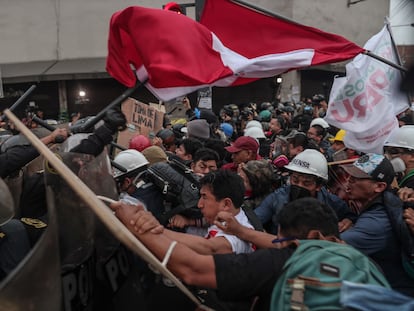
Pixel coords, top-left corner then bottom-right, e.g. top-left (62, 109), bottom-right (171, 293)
top-left (117, 98), bottom-right (164, 149)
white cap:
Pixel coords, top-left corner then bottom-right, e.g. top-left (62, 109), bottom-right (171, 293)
top-left (244, 127), bottom-right (266, 139)
top-left (310, 118), bottom-right (330, 129)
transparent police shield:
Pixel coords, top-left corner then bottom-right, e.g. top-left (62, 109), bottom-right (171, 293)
top-left (44, 150), bottom-right (118, 271)
top-left (45, 149), bottom-right (143, 311)
top-left (0, 187), bottom-right (61, 311)
top-left (0, 127), bottom-right (51, 153)
top-left (44, 148), bottom-right (148, 310)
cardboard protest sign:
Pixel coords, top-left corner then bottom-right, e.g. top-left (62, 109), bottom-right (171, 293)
top-left (117, 98), bottom-right (164, 149)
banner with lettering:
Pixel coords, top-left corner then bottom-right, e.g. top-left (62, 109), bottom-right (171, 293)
top-left (325, 25), bottom-right (408, 153)
top-left (117, 98), bottom-right (164, 149)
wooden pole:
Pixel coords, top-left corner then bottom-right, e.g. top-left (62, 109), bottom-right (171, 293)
top-left (328, 158), bottom-right (357, 166)
top-left (4, 109), bottom-right (206, 308)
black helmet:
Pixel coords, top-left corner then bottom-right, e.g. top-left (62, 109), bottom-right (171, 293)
top-left (283, 106), bottom-right (295, 113)
top-left (260, 102), bottom-right (272, 111)
top-left (222, 105), bottom-right (234, 117)
top-left (312, 94), bottom-right (325, 104)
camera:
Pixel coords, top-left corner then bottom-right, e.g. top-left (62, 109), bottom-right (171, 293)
top-left (25, 102), bottom-right (40, 114)
top-left (240, 108), bottom-right (253, 121)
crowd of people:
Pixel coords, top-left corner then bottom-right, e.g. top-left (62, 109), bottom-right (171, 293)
top-left (0, 87), bottom-right (414, 310)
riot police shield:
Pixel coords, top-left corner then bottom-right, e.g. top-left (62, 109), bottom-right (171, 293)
top-left (0, 127), bottom-right (51, 153)
top-left (44, 150), bottom-right (150, 311)
top-left (45, 150), bottom-right (118, 270)
top-left (0, 187), bottom-right (61, 311)
top-left (2, 107), bottom-right (202, 311)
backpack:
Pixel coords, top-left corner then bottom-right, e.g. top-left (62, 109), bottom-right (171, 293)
top-left (240, 204), bottom-right (264, 232)
top-left (142, 159), bottom-right (201, 224)
top-left (383, 193), bottom-right (414, 279)
top-left (270, 240), bottom-right (390, 311)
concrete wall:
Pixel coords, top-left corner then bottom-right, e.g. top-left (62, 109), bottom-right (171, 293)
top-left (0, 0), bottom-right (178, 63)
top-left (292, 0), bottom-right (390, 46)
top-left (0, 0), bottom-right (392, 81)
top-left (0, 0), bottom-right (197, 80)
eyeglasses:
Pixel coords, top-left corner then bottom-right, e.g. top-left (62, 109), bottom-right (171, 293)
top-left (290, 173), bottom-right (317, 187)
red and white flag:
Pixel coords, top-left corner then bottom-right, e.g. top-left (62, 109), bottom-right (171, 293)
top-left (106, 1), bottom-right (364, 101)
top-left (325, 25), bottom-right (408, 154)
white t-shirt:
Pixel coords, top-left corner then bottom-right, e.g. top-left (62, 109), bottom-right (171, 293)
top-left (205, 209), bottom-right (255, 254)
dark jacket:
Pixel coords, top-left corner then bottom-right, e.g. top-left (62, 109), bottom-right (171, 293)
top-left (341, 191), bottom-right (414, 297)
top-left (14, 125), bottom-right (115, 218)
top-left (254, 185), bottom-right (356, 234)
top-left (0, 145), bottom-right (39, 179)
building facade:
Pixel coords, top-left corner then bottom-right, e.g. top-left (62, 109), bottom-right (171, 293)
top-left (0, 0), bottom-right (411, 119)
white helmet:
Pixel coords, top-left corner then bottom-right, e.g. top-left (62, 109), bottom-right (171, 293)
top-left (384, 125), bottom-right (414, 150)
top-left (244, 120), bottom-right (263, 131)
top-left (285, 149), bottom-right (328, 180)
top-left (113, 149), bottom-right (149, 179)
top-left (244, 127), bottom-right (265, 139)
top-left (310, 118), bottom-right (330, 129)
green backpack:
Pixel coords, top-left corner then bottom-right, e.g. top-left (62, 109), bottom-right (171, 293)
top-left (270, 240), bottom-right (390, 311)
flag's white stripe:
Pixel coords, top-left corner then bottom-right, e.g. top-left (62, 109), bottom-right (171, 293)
top-left (135, 66), bottom-right (235, 101)
top-left (136, 33), bottom-right (315, 101)
top-left (211, 33), bottom-right (315, 78)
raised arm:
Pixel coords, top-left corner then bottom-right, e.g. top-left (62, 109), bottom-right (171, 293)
top-left (0, 128), bottom-right (68, 178)
top-left (111, 201), bottom-right (217, 287)
top-left (215, 211), bottom-right (277, 249)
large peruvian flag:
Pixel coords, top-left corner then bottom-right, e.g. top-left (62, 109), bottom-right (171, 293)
top-left (106, 0), bottom-right (364, 101)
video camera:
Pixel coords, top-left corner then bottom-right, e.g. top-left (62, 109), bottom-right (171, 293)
top-left (240, 108), bottom-right (253, 121)
top-left (25, 101), bottom-right (40, 114)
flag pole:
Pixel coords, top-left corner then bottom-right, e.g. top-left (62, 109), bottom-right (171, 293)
top-left (230, 0), bottom-right (408, 74)
top-left (363, 51), bottom-right (407, 73)
top-left (385, 19), bottom-right (404, 67)
top-left (0, 84), bottom-right (37, 122)
top-left (230, 0), bottom-right (302, 25)
top-left (71, 79), bottom-right (147, 133)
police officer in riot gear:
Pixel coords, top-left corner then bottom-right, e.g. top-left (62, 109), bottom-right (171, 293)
top-left (0, 178), bottom-right (31, 280)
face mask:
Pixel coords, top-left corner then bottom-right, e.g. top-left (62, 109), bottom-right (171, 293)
top-left (390, 157), bottom-right (406, 173)
top-left (289, 185), bottom-right (312, 201)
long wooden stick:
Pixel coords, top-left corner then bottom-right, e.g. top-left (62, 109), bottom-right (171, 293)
top-left (328, 158), bottom-right (357, 166)
top-left (4, 109), bottom-right (206, 308)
